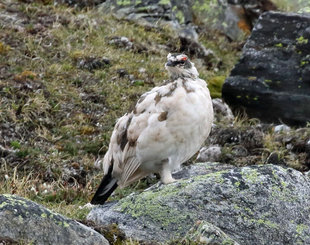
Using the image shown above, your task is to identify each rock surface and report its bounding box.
[222,11,310,126]
[196,145,222,162]
[100,0,275,42]
[100,0,180,29]
[183,220,240,245]
[87,162,310,244]
[0,194,108,245]
[212,98,234,123]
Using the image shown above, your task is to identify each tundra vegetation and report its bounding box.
[0,0,309,244]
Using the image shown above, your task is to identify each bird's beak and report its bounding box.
[165,60,174,67]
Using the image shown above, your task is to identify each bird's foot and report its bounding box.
[160,172,176,184]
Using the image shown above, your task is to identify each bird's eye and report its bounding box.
[179,57,187,64]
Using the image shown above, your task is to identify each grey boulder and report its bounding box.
[0,194,108,245]
[183,220,240,245]
[222,11,310,126]
[88,163,310,244]
[100,0,276,41]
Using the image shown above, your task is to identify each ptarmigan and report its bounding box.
[91,53,214,205]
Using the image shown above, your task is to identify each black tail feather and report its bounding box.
[91,165,118,205]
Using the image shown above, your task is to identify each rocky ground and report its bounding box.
[0,0,310,244]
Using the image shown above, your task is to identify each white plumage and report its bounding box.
[91,53,213,205]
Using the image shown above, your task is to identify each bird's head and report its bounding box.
[165,53,199,79]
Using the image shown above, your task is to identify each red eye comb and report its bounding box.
[181,57,187,61]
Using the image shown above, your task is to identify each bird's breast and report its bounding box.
[136,79,213,167]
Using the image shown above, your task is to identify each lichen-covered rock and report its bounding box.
[182,220,240,245]
[212,98,234,123]
[100,0,275,42]
[222,11,310,126]
[100,0,180,29]
[196,145,222,162]
[87,163,310,244]
[0,195,108,245]
[193,0,276,40]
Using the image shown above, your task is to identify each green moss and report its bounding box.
[63,221,70,228]
[192,0,216,13]
[234,181,240,187]
[175,10,185,24]
[270,170,298,202]
[10,140,21,149]
[244,207,254,216]
[208,75,226,98]
[117,181,189,230]
[159,0,170,5]
[193,170,227,184]
[296,36,308,44]
[116,170,230,232]
[1,195,74,228]
[242,168,259,183]
[275,43,283,48]
[116,0,132,6]
[296,224,308,235]
[256,219,279,229]
[300,60,308,66]
[2,194,29,207]
[248,76,257,81]
[0,201,8,209]
[233,204,240,210]
[243,216,279,229]
[132,80,145,86]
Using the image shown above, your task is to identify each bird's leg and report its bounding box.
[159,160,176,184]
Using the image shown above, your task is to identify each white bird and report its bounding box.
[91,53,214,205]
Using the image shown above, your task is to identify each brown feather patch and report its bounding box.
[117,115,133,151]
[138,94,146,104]
[164,82,177,97]
[154,93,161,104]
[158,111,168,121]
[129,139,137,147]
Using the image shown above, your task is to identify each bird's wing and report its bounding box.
[102,85,169,187]
[102,113,137,180]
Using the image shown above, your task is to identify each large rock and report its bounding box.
[194,0,277,40]
[0,194,108,245]
[100,0,181,29]
[222,11,310,126]
[87,162,310,244]
[100,0,276,41]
